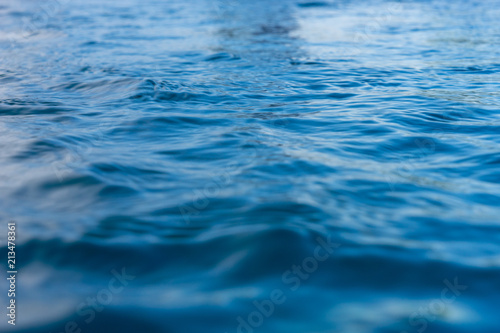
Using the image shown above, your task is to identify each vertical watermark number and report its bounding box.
[6,221,17,326]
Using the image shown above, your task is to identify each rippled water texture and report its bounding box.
[1,0,500,332]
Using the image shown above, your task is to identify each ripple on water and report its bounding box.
[1,0,500,332]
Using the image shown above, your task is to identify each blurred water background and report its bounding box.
[1,0,500,332]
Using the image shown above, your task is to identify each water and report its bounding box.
[1,0,500,332]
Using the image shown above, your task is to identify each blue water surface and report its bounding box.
[1,0,500,332]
